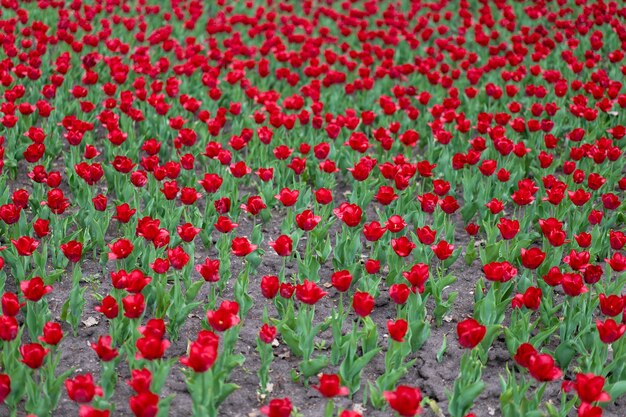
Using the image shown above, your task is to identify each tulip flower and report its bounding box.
[384,385,422,416]
[457,318,486,349]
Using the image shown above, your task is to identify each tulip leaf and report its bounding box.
[185,280,204,303]
[299,356,328,378]
[607,381,626,399]
[437,334,447,363]
[554,341,576,369]
[156,395,175,417]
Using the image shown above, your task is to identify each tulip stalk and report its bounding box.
[296,304,328,380]
[256,334,273,396]
[448,350,485,417]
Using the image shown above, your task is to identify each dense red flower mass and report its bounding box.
[0,0,624,415]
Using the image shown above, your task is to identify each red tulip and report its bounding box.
[108,238,134,260]
[363,221,387,241]
[127,369,153,393]
[11,236,39,256]
[577,403,603,417]
[0,315,19,341]
[584,264,603,285]
[295,280,327,305]
[352,292,375,317]
[465,223,480,236]
[260,397,292,417]
[260,275,279,299]
[241,196,266,216]
[574,373,610,403]
[314,188,333,205]
[563,250,590,271]
[391,236,416,257]
[139,319,166,339]
[125,270,152,293]
[457,318,486,349]
[339,411,362,417]
[279,283,295,299]
[567,189,591,206]
[214,216,238,233]
[259,324,277,344]
[92,194,107,211]
[417,193,438,213]
[375,186,398,205]
[609,230,626,250]
[78,406,110,417]
[415,226,436,245]
[206,300,240,332]
[1,292,24,316]
[196,258,220,282]
[385,215,407,233]
[485,199,504,214]
[275,188,299,206]
[269,235,293,257]
[606,252,626,272]
[389,284,410,305]
[177,223,201,242]
[431,240,454,260]
[33,218,50,238]
[384,385,422,417]
[497,218,519,240]
[95,295,119,319]
[61,240,83,262]
[511,287,542,310]
[122,293,145,319]
[19,343,49,369]
[313,374,349,397]
[331,270,352,292]
[599,294,625,317]
[113,203,136,223]
[43,189,70,214]
[160,181,179,200]
[333,202,363,227]
[528,353,563,382]
[90,336,119,362]
[542,267,563,286]
[402,263,429,293]
[562,273,588,297]
[513,343,537,368]
[65,373,102,403]
[180,331,219,373]
[167,246,190,270]
[387,319,409,342]
[0,374,10,404]
[520,248,546,269]
[136,336,170,360]
[438,196,459,214]
[39,321,63,345]
[483,261,518,282]
[198,173,223,193]
[231,237,257,257]
[596,319,626,343]
[136,217,160,241]
[20,277,52,302]
[129,391,159,417]
[0,204,21,224]
[295,210,321,231]
[365,259,381,274]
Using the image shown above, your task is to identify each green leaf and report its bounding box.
[185,280,204,303]
[437,335,447,363]
[299,356,329,378]
[607,381,626,399]
[554,341,577,370]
